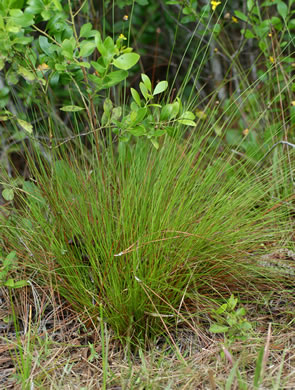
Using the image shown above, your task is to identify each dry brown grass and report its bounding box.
[1,284,295,390]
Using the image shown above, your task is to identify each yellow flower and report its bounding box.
[37,63,50,71]
[291,101,295,106]
[214,47,218,53]
[269,56,274,64]
[232,16,238,23]
[119,34,127,40]
[123,15,128,21]
[211,1,221,11]
[243,128,249,136]
[268,33,272,37]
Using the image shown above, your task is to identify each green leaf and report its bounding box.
[103,70,128,88]
[139,82,149,100]
[216,303,228,314]
[141,74,152,92]
[4,279,15,288]
[228,294,238,310]
[17,119,33,134]
[52,0,63,11]
[234,10,249,23]
[209,324,229,333]
[91,59,106,74]
[177,119,196,126]
[247,0,254,11]
[235,307,246,317]
[131,88,141,106]
[277,1,288,19]
[79,40,96,57]
[17,66,35,81]
[244,29,255,38]
[2,188,14,201]
[153,80,168,96]
[160,102,179,121]
[180,111,195,120]
[113,53,140,70]
[129,125,146,136]
[11,11,34,27]
[129,107,147,125]
[103,98,113,115]
[39,36,53,56]
[61,38,75,59]
[80,23,93,38]
[60,105,85,112]
[111,107,122,121]
[13,280,29,288]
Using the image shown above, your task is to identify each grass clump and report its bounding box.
[2,132,293,344]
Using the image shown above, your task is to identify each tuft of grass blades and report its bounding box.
[3,133,293,343]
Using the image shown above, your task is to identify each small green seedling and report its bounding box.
[0,251,28,288]
[209,294,253,345]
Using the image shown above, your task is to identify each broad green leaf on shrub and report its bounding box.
[60,105,84,112]
[129,125,146,136]
[55,63,67,72]
[17,65,35,81]
[2,188,14,201]
[79,40,96,57]
[111,107,122,121]
[10,11,34,27]
[103,98,113,116]
[141,74,152,92]
[177,119,196,126]
[129,107,147,125]
[103,70,128,88]
[209,324,229,333]
[153,80,168,95]
[17,119,33,133]
[99,36,116,64]
[113,53,140,70]
[244,29,255,39]
[139,82,149,100]
[52,0,63,11]
[277,1,288,20]
[91,59,106,74]
[160,102,179,121]
[61,38,76,59]
[131,88,141,106]
[247,0,254,11]
[180,111,195,120]
[80,23,93,38]
[39,36,53,56]
[234,10,249,23]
